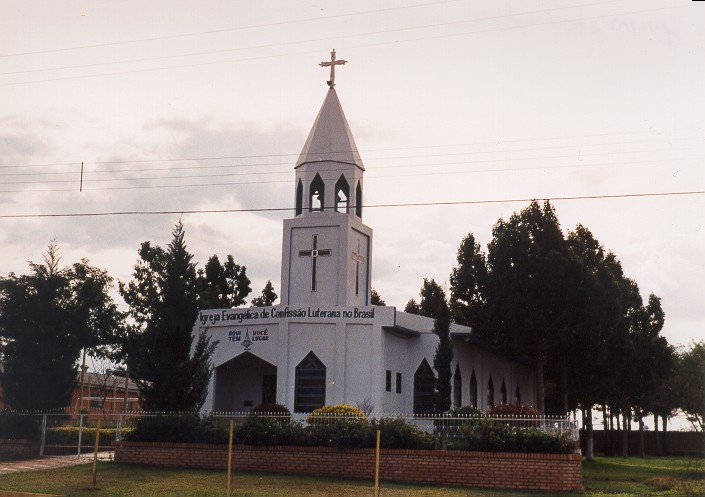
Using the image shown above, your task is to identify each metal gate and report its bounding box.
[40,413,133,457]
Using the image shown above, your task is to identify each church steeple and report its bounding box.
[295,88,364,171]
[294,88,365,219]
[281,51,373,307]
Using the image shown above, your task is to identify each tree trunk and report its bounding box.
[602,405,610,457]
[613,409,619,457]
[661,414,669,456]
[585,406,594,461]
[621,411,629,458]
[654,414,662,456]
[638,415,645,458]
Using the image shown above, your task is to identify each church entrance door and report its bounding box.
[213,352,277,412]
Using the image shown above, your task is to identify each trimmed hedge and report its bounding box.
[124,409,576,454]
[45,425,129,446]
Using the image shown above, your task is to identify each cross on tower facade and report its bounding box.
[319,49,347,88]
[298,234,332,292]
[351,238,365,296]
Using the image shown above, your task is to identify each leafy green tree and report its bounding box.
[120,221,217,411]
[251,280,278,307]
[0,241,124,410]
[370,289,385,306]
[627,294,672,456]
[196,254,251,309]
[562,226,636,459]
[674,341,705,432]
[484,200,578,414]
[404,299,421,314]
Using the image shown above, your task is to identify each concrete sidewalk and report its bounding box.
[0,452,113,475]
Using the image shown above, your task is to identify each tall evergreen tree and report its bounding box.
[410,279,453,412]
[120,221,217,411]
[0,241,124,410]
[449,233,487,330]
[484,200,578,414]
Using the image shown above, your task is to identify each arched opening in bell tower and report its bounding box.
[355,182,362,218]
[309,174,325,212]
[335,175,350,213]
[295,179,303,216]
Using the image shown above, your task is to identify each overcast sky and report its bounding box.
[1,0,703,349]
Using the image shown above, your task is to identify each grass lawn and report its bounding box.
[0,456,702,496]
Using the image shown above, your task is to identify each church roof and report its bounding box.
[295,88,364,170]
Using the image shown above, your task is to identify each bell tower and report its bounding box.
[280,51,373,307]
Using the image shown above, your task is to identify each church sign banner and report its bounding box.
[198,305,378,326]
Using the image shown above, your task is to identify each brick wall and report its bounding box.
[115,441,582,491]
[0,439,40,460]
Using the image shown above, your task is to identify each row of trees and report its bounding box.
[404,200,702,457]
[0,221,277,413]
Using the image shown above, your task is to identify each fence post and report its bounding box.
[92,418,101,489]
[77,413,84,457]
[116,414,122,441]
[227,418,234,497]
[374,429,381,497]
[39,414,47,457]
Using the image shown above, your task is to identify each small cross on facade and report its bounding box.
[319,49,347,88]
[352,239,365,296]
[299,234,332,292]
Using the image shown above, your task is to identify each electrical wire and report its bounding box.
[0,190,701,219]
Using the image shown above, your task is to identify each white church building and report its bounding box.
[194,52,536,416]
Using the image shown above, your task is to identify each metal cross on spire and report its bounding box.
[319,49,347,88]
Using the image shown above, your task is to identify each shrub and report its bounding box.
[44,425,132,447]
[434,405,486,440]
[448,423,578,454]
[487,403,539,417]
[250,403,292,424]
[373,418,438,450]
[125,413,228,444]
[305,404,369,449]
[306,404,367,425]
[448,405,484,417]
[234,415,303,446]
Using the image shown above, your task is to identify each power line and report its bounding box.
[1,155,701,193]
[1,132,700,171]
[0,0,631,76]
[0,190,701,219]
[0,0,465,58]
[0,2,684,87]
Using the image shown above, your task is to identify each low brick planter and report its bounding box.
[0,439,40,460]
[115,441,582,491]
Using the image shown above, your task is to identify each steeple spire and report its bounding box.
[319,49,347,88]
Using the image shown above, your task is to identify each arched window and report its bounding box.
[500,379,507,404]
[309,174,325,212]
[487,375,494,408]
[295,179,303,216]
[514,384,522,405]
[413,359,436,414]
[470,370,478,408]
[334,175,350,213]
[355,181,362,218]
[453,364,462,407]
[294,352,326,412]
